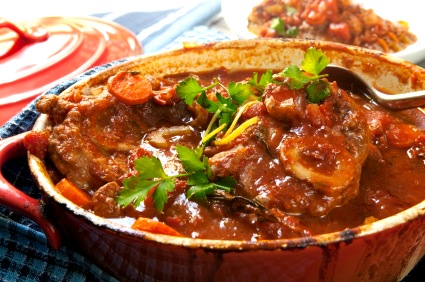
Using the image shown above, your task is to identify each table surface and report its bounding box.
[1,1,424,281]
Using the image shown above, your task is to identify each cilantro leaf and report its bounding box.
[176,145,205,173]
[187,171,209,186]
[259,70,274,88]
[214,176,236,191]
[196,92,219,113]
[270,17,285,35]
[177,74,257,142]
[302,47,330,76]
[118,177,161,208]
[187,183,216,201]
[249,73,259,87]
[219,112,232,127]
[279,47,331,103]
[228,82,252,105]
[117,145,236,212]
[187,176,235,201]
[134,156,167,179]
[211,93,239,129]
[176,77,204,105]
[282,65,313,90]
[270,17,298,38]
[215,93,238,113]
[116,155,177,212]
[152,178,175,212]
[306,80,331,104]
[248,70,274,92]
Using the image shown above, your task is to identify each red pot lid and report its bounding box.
[0,16,142,126]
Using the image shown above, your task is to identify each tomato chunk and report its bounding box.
[23,130,49,159]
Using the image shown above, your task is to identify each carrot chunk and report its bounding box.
[132,217,182,237]
[107,71,153,105]
[386,123,421,148]
[55,178,91,207]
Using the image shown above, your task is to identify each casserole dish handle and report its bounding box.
[0,18,49,59]
[0,132,61,249]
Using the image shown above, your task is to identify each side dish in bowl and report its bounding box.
[247,0,417,54]
[2,39,425,281]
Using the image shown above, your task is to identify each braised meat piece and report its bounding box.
[209,81,369,216]
[91,182,123,218]
[37,90,197,192]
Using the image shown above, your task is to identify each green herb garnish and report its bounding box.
[177,77,256,129]
[279,47,331,103]
[117,145,234,212]
[270,17,298,38]
[286,6,297,16]
[248,70,274,92]
[175,77,214,106]
[118,156,174,212]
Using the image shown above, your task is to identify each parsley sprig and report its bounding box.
[280,47,331,103]
[118,156,175,212]
[117,145,236,212]
[177,77,259,131]
[116,47,331,212]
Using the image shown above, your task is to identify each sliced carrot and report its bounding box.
[132,217,182,237]
[107,71,153,105]
[55,178,91,208]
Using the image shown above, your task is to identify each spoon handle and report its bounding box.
[375,90,425,110]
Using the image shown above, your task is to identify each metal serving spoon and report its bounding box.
[324,65,425,110]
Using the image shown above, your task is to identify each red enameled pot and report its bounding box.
[0,39,425,281]
[0,16,142,126]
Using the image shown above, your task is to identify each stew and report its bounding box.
[26,49,425,240]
